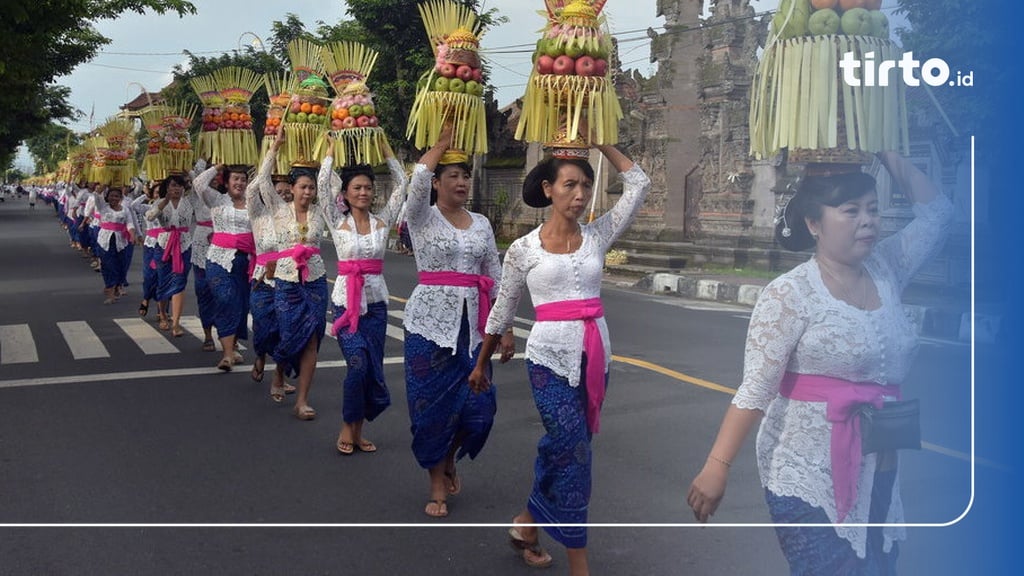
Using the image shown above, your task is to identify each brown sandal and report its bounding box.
[508,526,554,568]
[217,357,233,372]
[424,499,448,518]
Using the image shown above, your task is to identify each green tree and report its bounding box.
[25,123,82,176]
[895,0,990,136]
[0,0,196,170]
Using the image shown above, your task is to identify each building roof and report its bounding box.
[120,91,165,112]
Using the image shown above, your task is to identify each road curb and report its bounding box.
[639,272,992,343]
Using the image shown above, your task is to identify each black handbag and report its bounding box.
[859,399,922,455]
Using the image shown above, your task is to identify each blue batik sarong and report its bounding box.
[272,277,327,378]
[207,253,250,340]
[155,247,191,301]
[333,301,390,423]
[193,264,215,330]
[767,469,899,576]
[98,236,130,290]
[524,358,606,550]
[141,246,159,301]
[404,310,496,470]
[250,281,279,357]
[120,243,134,287]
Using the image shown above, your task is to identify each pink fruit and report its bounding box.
[552,55,575,75]
[575,55,596,76]
[366,116,379,127]
[331,118,344,130]
[536,55,555,75]
[341,116,357,129]
[289,102,302,114]
[456,65,474,81]
[440,63,457,78]
[471,68,483,82]
[593,58,608,77]
[356,115,371,127]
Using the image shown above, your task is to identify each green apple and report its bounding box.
[543,39,563,59]
[564,41,585,58]
[840,7,873,35]
[869,10,889,38]
[296,112,308,123]
[808,8,840,35]
[433,76,450,91]
[772,0,810,39]
[448,78,465,93]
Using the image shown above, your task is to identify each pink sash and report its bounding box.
[779,372,901,522]
[100,221,129,242]
[279,245,321,283]
[417,271,495,338]
[210,232,257,278]
[160,226,189,274]
[331,259,385,336]
[534,298,606,434]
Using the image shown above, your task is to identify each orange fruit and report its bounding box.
[300,102,312,114]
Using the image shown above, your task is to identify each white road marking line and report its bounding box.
[57,321,110,359]
[0,324,38,364]
[113,318,180,355]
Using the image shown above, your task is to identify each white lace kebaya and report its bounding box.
[484,164,651,386]
[145,193,195,253]
[732,195,955,558]
[193,166,253,272]
[257,163,328,284]
[402,164,502,353]
[321,156,408,313]
[251,153,283,286]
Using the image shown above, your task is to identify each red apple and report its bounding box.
[456,65,474,81]
[593,58,608,77]
[575,55,596,76]
[331,118,344,130]
[366,116,379,127]
[471,68,483,82]
[289,101,302,114]
[552,55,575,76]
[536,55,555,75]
[341,116,357,129]
[356,115,372,128]
[439,63,457,78]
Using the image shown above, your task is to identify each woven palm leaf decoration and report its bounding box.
[190,74,223,162]
[211,66,262,166]
[282,39,330,168]
[97,117,137,187]
[516,0,620,157]
[407,0,489,157]
[160,101,198,175]
[140,103,169,181]
[260,70,298,176]
[318,41,389,166]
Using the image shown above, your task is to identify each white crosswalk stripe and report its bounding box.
[112,318,180,355]
[0,324,37,364]
[2,311,536,366]
[57,321,110,359]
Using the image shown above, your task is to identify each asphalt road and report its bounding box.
[0,198,986,575]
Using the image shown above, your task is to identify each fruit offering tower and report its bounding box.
[140,104,168,182]
[407,0,489,156]
[190,74,223,163]
[281,39,329,168]
[96,117,138,187]
[320,41,390,167]
[160,101,198,176]
[212,66,262,166]
[260,71,296,176]
[750,0,908,173]
[515,0,621,155]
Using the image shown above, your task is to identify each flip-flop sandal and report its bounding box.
[424,499,448,518]
[202,340,216,352]
[251,359,265,382]
[293,405,316,421]
[336,439,355,455]
[283,383,296,394]
[172,327,185,338]
[356,439,377,453]
[269,384,286,403]
[217,358,233,372]
[138,303,149,317]
[508,527,554,569]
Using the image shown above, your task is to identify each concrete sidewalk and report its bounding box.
[606,269,998,344]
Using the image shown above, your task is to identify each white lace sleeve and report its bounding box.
[258,153,282,212]
[246,154,274,221]
[193,166,226,209]
[405,164,433,229]
[485,240,529,335]
[481,216,502,299]
[589,164,651,249]
[318,154,340,224]
[872,195,955,291]
[378,158,408,228]
[732,276,809,412]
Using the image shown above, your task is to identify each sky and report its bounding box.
[19,0,909,171]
